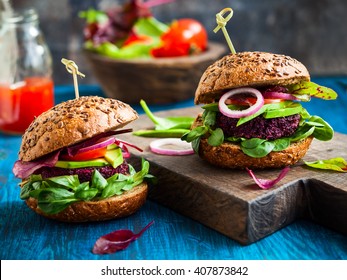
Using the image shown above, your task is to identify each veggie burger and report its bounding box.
[182,51,337,169]
[13,96,152,222]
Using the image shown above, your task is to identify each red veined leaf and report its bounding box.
[92,221,154,254]
[13,150,61,179]
[304,157,347,172]
[115,138,143,158]
[246,166,290,189]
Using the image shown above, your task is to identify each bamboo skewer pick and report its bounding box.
[214,7,236,54]
[61,58,85,99]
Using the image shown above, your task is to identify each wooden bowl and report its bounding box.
[83,42,226,104]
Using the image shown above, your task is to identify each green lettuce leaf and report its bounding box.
[133,17,168,38]
[20,161,154,214]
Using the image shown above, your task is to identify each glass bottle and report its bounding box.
[0,8,54,135]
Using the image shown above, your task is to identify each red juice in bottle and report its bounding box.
[0,77,54,134]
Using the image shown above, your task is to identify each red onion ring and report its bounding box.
[66,129,132,156]
[77,136,116,154]
[149,138,194,156]
[219,88,264,118]
[262,91,297,100]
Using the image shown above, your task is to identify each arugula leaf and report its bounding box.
[20,181,35,199]
[305,121,324,127]
[102,159,150,198]
[225,136,244,142]
[75,188,98,201]
[91,170,108,190]
[37,188,78,215]
[272,138,291,151]
[21,161,154,214]
[289,125,315,142]
[305,157,347,172]
[203,110,217,126]
[20,174,44,199]
[181,126,208,142]
[102,181,128,199]
[144,174,158,185]
[241,138,267,149]
[288,81,338,100]
[75,181,90,193]
[207,128,224,146]
[241,141,275,158]
[191,138,201,154]
[47,175,80,191]
[309,116,334,141]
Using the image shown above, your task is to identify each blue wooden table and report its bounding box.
[1,77,347,260]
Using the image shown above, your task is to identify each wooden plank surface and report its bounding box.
[121,106,347,244]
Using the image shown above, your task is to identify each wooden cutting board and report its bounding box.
[121,107,347,245]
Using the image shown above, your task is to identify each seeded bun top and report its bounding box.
[19,96,138,162]
[194,51,310,104]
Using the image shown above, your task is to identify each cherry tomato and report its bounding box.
[60,147,107,161]
[151,18,208,57]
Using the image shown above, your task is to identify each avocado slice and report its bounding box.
[55,158,110,169]
[104,148,124,168]
[107,144,118,150]
[263,103,303,119]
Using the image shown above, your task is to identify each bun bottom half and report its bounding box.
[198,137,313,169]
[25,182,148,222]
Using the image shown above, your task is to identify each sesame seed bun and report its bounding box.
[19,96,138,162]
[195,51,310,104]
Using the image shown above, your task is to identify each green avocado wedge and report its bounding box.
[263,102,303,119]
[104,148,124,168]
[55,158,110,169]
